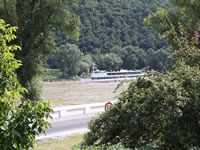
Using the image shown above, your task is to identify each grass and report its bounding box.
[35,135,83,150]
[41,69,63,81]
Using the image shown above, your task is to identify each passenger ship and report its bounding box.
[81,69,145,83]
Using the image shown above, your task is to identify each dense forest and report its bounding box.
[47,0,169,78]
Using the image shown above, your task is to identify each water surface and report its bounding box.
[42,80,129,107]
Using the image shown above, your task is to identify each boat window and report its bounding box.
[107,71,141,76]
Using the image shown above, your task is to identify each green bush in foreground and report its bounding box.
[72,144,132,150]
[73,143,158,150]
[0,19,53,150]
[82,63,200,149]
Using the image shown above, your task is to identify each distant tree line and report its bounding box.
[46,0,169,78]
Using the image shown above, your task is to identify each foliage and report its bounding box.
[49,0,169,74]
[1,100,53,150]
[82,64,200,149]
[47,44,169,78]
[147,48,169,70]
[77,54,94,76]
[46,51,94,79]
[95,53,122,71]
[171,26,200,68]
[76,0,168,54]
[0,19,53,150]
[55,43,83,78]
[144,0,200,49]
[73,144,132,150]
[81,13,200,149]
[73,144,159,150]
[0,0,80,100]
[40,69,63,81]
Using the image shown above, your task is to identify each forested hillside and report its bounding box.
[47,0,169,78]
[77,0,168,53]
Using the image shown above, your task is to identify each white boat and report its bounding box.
[81,69,145,83]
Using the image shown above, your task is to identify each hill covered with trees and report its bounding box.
[47,0,169,78]
[76,0,168,53]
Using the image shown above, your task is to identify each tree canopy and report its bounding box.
[0,0,80,100]
[55,44,83,78]
[76,0,168,54]
[144,0,200,49]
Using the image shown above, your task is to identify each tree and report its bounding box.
[126,53,138,70]
[72,0,167,54]
[81,6,200,149]
[82,33,200,148]
[83,64,200,149]
[49,0,169,74]
[147,48,169,71]
[144,0,200,49]
[103,53,122,71]
[77,54,94,75]
[0,0,80,100]
[94,53,122,71]
[0,19,53,150]
[56,44,82,78]
[121,46,147,70]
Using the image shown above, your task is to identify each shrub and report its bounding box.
[82,64,200,149]
[0,19,53,150]
[72,144,132,150]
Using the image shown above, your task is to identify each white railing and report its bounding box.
[51,100,117,119]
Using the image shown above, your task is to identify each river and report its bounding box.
[42,80,129,107]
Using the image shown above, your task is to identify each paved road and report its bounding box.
[46,115,93,134]
[37,114,95,141]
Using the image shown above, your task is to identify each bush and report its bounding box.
[72,144,132,150]
[0,19,53,149]
[81,24,200,149]
[82,63,200,149]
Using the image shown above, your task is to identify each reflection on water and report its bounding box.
[42,80,129,107]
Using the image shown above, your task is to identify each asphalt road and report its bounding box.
[37,114,95,141]
[46,115,93,134]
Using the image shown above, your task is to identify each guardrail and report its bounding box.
[52,100,117,119]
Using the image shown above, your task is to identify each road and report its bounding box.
[36,114,95,141]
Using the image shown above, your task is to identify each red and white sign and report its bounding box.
[105,102,113,112]
[151,69,156,73]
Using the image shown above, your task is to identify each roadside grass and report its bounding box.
[35,135,83,150]
[41,69,63,81]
